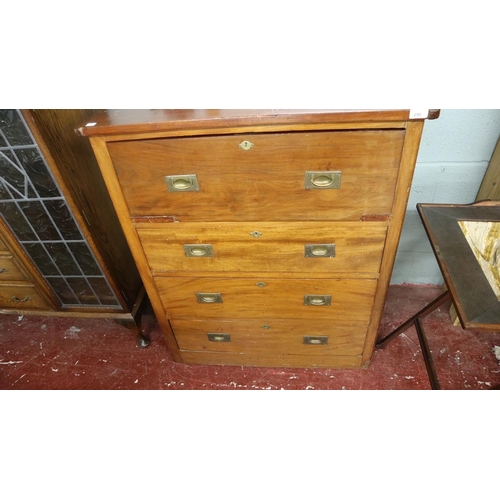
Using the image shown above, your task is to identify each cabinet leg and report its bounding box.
[114,288,151,348]
[114,316,150,348]
[137,330,151,348]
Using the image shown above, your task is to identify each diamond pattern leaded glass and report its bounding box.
[0,109,119,307]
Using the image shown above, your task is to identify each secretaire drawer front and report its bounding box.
[107,130,405,221]
[171,318,367,356]
[0,284,50,310]
[0,255,29,282]
[156,277,377,321]
[136,221,387,275]
[0,238,8,252]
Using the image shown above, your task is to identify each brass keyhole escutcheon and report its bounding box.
[256,282,267,287]
[238,140,254,151]
[250,231,262,238]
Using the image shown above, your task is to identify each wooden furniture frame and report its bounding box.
[78,109,437,368]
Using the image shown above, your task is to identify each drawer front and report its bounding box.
[0,284,50,310]
[156,277,377,321]
[179,351,363,368]
[137,221,387,275]
[0,255,30,282]
[171,318,367,356]
[108,130,405,221]
[0,237,8,253]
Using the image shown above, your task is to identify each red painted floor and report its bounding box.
[1,285,500,390]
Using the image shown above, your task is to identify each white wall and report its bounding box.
[391,109,500,285]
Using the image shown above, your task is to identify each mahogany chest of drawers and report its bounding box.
[79,109,435,368]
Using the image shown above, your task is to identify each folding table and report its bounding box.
[376,201,500,389]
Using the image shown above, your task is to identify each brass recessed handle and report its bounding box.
[196,293,223,303]
[207,333,231,342]
[311,246,328,256]
[165,174,199,192]
[173,177,192,190]
[305,171,341,189]
[303,336,328,345]
[184,244,214,257]
[312,175,334,187]
[304,295,332,306]
[305,244,336,258]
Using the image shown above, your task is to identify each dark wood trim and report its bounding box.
[76,109,426,137]
[418,201,500,330]
[428,109,441,120]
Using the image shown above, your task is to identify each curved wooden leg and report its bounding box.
[115,316,151,347]
[114,288,151,348]
[114,316,150,348]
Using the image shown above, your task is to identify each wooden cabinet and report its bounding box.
[0,110,147,345]
[79,109,436,368]
[0,235,52,310]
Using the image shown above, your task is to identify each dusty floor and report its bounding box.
[1,285,500,390]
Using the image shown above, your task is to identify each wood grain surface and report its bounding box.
[108,130,405,220]
[171,317,367,356]
[136,221,387,275]
[80,109,429,367]
[155,276,377,322]
[77,109,415,137]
